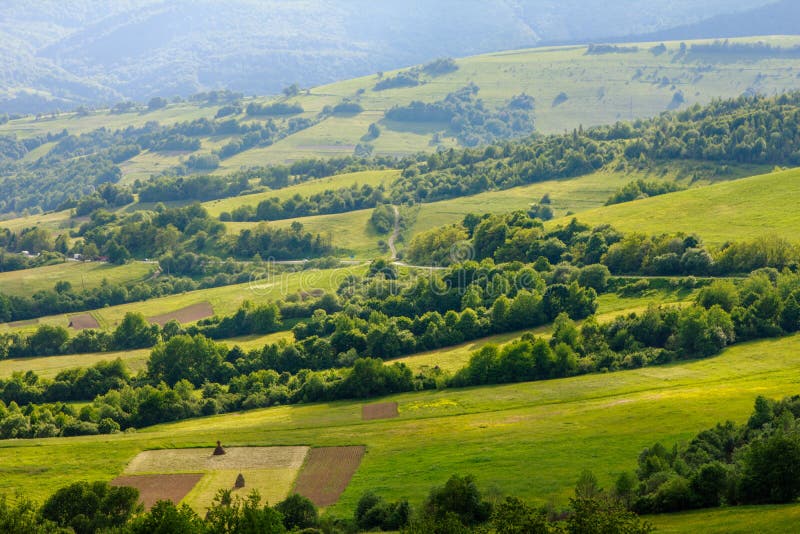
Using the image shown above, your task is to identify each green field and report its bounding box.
[3,37,800,173]
[0,209,75,234]
[0,330,296,380]
[203,169,399,217]
[0,261,155,296]
[558,166,800,246]
[0,265,364,334]
[2,331,800,532]
[220,162,761,259]
[0,348,151,379]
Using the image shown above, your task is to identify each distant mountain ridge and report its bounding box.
[0,0,781,114]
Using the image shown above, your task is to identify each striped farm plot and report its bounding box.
[119,446,308,513]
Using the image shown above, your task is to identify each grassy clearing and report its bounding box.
[554,166,800,246]
[0,103,222,140]
[4,325,799,530]
[0,265,364,335]
[223,163,759,260]
[0,261,155,296]
[0,209,74,233]
[203,169,400,217]
[647,503,800,533]
[0,330,298,380]
[226,210,381,259]
[396,287,695,373]
[0,349,150,379]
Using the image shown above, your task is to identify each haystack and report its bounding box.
[213,440,226,455]
[234,473,245,488]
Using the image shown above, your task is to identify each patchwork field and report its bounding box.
[3,330,800,533]
[0,265,365,335]
[68,313,100,330]
[120,446,310,513]
[111,474,204,510]
[148,302,215,326]
[293,446,366,507]
[361,403,399,421]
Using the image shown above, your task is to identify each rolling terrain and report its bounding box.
[3,35,800,184]
[1,332,799,532]
[556,166,800,246]
[3,28,800,532]
[0,0,773,113]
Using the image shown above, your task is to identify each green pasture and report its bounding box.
[558,166,800,246]
[1,332,800,533]
[0,265,364,334]
[203,169,399,217]
[3,37,800,171]
[0,261,155,297]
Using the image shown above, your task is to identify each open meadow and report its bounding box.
[0,264,364,335]
[3,37,800,174]
[554,166,800,246]
[1,332,799,532]
[0,261,155,296]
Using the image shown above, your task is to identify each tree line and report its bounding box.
[406,211,800,276]
[0,471,652,534]
[3,261,799,438]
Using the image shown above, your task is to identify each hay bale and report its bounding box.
[234,473,245,488]
[213,440,226,456]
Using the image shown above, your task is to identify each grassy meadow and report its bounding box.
[396,287,696,373]
[558,166,800,246]
[0,264,365,335]
[1,332,799,532]
[0,261,155,296]
[216,162,763,259]
[2,37,800,174]
[202,169,400,217]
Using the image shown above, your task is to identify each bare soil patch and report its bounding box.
[111,473,203,509]
[68,313,99,330]
[124,446,309,474]
[293,446,366,507]
[362,402,398,420]
[148,302,214,326]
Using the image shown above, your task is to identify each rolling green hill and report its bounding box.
[3,35,800,184]
[1,332,799,532]
[554,166,800,245]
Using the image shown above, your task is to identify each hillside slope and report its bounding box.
[0,0,773,113]
[555,167,800,245]
[4,35,800,182]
